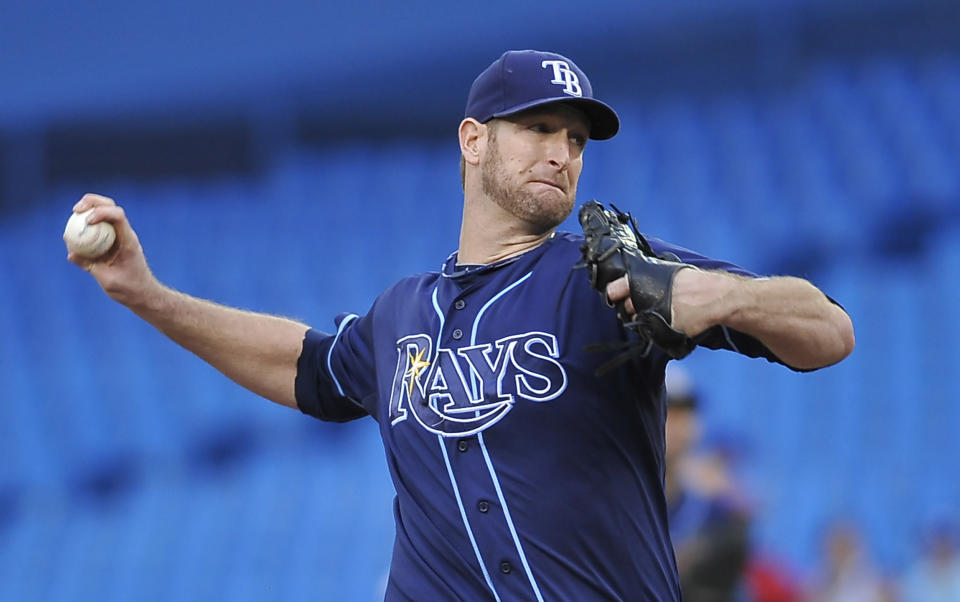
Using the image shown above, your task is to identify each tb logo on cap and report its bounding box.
[541,60,582,97]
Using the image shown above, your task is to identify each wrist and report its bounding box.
[670,269,738,335]
[121,276,170,316]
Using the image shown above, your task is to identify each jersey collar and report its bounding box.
[442,234,557,280]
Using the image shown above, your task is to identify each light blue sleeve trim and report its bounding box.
[721,325,741,354]
[327,313,359,397]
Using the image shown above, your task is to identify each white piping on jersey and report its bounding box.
[433,286,501,600]
[423,289,447,429]
[431,287,445,361]
[471,271,546,602]
[476,434,545,601]
[327,313,359,397]
[438,435,501,601]
[721,325,741,353]
[467,271,534,397]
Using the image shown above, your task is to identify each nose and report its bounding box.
[544,130,571,169]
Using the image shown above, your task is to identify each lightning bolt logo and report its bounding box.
[404,347,431,396]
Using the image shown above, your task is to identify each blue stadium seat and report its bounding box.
[860,59,959,204]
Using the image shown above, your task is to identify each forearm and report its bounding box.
[67,194,311,409]
[671,270,855,370]
[127,284,309,408]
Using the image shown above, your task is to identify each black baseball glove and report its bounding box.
[577,200,698,361]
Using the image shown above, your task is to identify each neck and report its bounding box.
[457,195,556,265]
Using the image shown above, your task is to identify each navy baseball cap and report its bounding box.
[465,50,620,140]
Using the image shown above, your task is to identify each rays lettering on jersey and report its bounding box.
[388,331,567,436]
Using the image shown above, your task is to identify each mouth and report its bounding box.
[531,179,566,193]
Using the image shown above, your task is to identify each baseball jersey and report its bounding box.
[295,231,784,601]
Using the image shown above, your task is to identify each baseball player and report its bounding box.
[68,50,854,601]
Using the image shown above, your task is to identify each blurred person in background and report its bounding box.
[807,519,890,602]
[899,520,960,602]
[745,552,804,602]
[665,365,753,602]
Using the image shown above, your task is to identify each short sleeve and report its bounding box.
[295,311,378,421]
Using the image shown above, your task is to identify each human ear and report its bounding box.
[458,118,484,167]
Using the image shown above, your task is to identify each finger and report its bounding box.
[70,205,131,264]
[84,204,126,227]
[73,193,116,213]
[606,277,635,318]
[66,251,94,271]
[605,276,630,303]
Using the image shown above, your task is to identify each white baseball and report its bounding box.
[63,209,117,259]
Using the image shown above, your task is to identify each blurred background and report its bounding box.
[2,0,959,600]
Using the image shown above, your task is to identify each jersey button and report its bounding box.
[457,439,469,452]
[452,328,463,340]
[477,500,489,513]
[454,299,466,310]
[500,561,512,574]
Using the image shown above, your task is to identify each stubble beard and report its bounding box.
[480,134,575,234]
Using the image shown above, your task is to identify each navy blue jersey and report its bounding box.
[296,231,783,601]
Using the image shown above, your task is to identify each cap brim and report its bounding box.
[492,96,620,140]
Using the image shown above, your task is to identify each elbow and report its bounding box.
[787,310,855,372]
[818,287,855,366]
[838,311,856,360]
[817,309,856,369]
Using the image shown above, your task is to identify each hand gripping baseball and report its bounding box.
[66,193,160,308]
[577,201,698,360]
